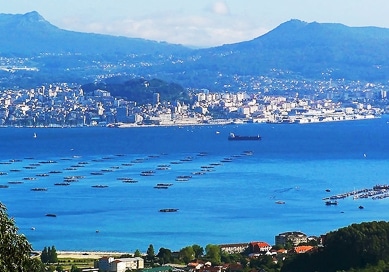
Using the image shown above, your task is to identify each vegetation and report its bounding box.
[282,221,389,272]
[40,246,58,263]
[81,78,190,105]
[0,202,45,271]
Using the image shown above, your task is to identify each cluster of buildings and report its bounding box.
[0,80,386,127]
[91,231,316,272]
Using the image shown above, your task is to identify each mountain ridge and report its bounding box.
[1,12,389,88]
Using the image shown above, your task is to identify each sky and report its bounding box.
[1,0,389,47]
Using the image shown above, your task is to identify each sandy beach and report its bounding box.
[56,251,130,259]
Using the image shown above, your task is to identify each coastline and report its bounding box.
[45,251,131,259]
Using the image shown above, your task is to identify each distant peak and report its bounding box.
[22,11,46,22]
[278,19,308,29]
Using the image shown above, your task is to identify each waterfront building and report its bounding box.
[98,256,144,272]
[275,231,308,246]
[219,243,249,254]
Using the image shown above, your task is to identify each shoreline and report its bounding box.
[33,250,132,259]
[0,114,383,129]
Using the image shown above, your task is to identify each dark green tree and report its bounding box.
[41,247,49,263]
[49,246,58,263]
[192,244,204,259]
[134,249,142,257]
[0,202,37,271]
[180,246,195,264]
[146,244,155,261]
[157,247,172,264]
[205,244,222,265]
[282,221,389,272]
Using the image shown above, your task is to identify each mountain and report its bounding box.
[1,12,389,89]
[0,11,190,56]
[193,19,389,81]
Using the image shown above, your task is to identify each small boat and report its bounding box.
[45,214,57,217]
[54,182,70,186]
[91,185,108,188]
[228,133,261,141]
[33,133,37,138]
[275,200,286,204]
[359,205,364,209]
[325,200,338,205]
[122,179,138,183]
[36,173,49,177]
[156,183,173,187]
[23,177,36,180]
[31,188,48,191]
[159,208,179,212]
[154,185,169,189]
[176,178,190,182]
[176,175,192,179]
[0,185,9,188]
[31,227,35,230]
[8,181,23,184]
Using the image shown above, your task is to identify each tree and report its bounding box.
[49,246,58,263]
[0,202,37,271]
[180,246,195,264]
[41,247,49,263]
[192,244,204,259]
[205,244,221,265]
[146,244,155,261]
[134,249,142,257]
[157,247,172,264]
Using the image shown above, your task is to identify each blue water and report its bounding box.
[1,117,389,253]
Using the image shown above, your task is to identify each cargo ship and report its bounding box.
[228,133,261,141]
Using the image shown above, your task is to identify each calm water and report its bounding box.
[1,117,389,252]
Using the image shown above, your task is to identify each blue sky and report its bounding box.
[1,0,389,47]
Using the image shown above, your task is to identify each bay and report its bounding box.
[0,117,389,252]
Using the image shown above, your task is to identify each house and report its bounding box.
[275,231,308,246]
[219,243,249,254]
[293,245,314,254]
[249,241,272,253]
[98,256,144,272]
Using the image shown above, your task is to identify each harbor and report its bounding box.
[323,184,389,202]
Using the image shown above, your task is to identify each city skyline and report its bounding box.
[1,0,389,47]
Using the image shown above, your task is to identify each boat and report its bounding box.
[54,182,70,186]
[325,200,338,205]
[45,214,56,217]
[0,185,9,188]
[228,133,261,141]
[31,188,48,191]
[33,133,37,138]
[159,208,179,212]
[156,183,173,187]
[91,185,108,188]
[122,179,138,183]
[154,185,169,189]
[8,181,23,184]
[275,200,286,204]
[359,205,364,209]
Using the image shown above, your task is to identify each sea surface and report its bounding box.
[1,117,389,253]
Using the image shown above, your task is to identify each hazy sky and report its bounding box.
[2,0,389,47]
